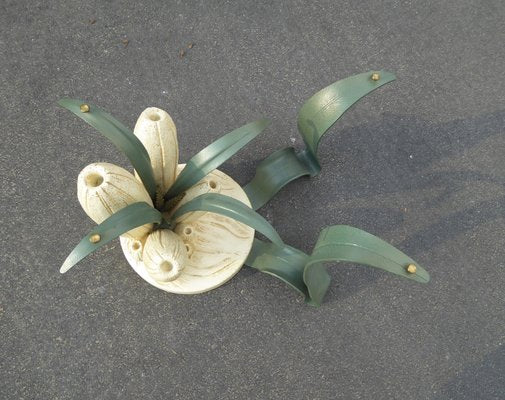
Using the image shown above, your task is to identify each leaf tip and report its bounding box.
[419,269,430,283]
[379,70,397,82]
[255,118,271,131]
[60,258,73,274]
[410,263,430,283]
[384,69,396,77]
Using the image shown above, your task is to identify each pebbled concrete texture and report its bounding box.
[1,0,505,398]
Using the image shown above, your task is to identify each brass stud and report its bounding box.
[89,233,101,243]
[371,72,380,81]
[407,264,417,274]
[80,104,90,113]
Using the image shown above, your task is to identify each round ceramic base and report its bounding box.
[120,166,255,294]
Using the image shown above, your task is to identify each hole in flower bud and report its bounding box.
[147,111,161,121]
[85,172,104,188]
[208,180,218,189]
[159,261,173,273]
[184,243,192,258]
[131,241,141,251]
[184,227,192,235]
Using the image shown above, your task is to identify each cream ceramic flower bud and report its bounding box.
[123,237,145,262]
[143,229,188,282]
[134,107,178,208]
[77,162,154,240]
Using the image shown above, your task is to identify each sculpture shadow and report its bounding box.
[432,345,505,400]
[231,110,505,303]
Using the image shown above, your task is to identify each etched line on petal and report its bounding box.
[96,191,114,216]
[107,182,138,203]
[156,122,166,194]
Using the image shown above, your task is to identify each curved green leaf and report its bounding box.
[245,239,310,298]
[164,119,270,201]
[243,71,396,209]
[60,202,162,274]
[297,70,396,159]
[169,193,283,246]
[58,98,157,200]
[306,225,429,284]
[302,262,331,306]
[243,148,315,210]
[245,224,428,307]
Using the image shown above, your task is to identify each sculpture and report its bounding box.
[59,70,429,306]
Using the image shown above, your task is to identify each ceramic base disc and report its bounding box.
[120,166,255,294]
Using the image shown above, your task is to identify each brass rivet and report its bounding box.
[407,264,417,274]
[89,233,101,243]
[371,72,380,81]
[80,104,90,112]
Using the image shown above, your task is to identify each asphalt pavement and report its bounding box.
[1,1,504,399]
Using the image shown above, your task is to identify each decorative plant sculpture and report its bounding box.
[59,70,429,306]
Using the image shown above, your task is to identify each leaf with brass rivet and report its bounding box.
[80,104,90,112]
[58,70,430,306]
[89,233,101,243]
[407,264,417,274]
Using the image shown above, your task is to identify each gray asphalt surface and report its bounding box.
[1,1,505,399]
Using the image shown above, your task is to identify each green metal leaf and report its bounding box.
[245,239,310,298]
[244,240,328,307]
[245,224,428,307]
[164,119,270,201]
[244,148,315,210]
[243,71,396,209]
[302,262,331,307]
[58,98,157,201]
[169,193,283,246]
[297,70,396,159]
[306,225,430,284]
[244,239,330,307]
[60,202,163,274]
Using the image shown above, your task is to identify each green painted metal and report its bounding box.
[58,71,429,306]
[169,193,283,246]
[58,98,157,201]
[245,224,428,306]
[245,239,309,298]
[307,225,430,283]
[244,70,396,210]
[302,262,331,307]
[243,148,315,211]
[164,119,270,201]
[297,70,396,157]
[60,202,163,274]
